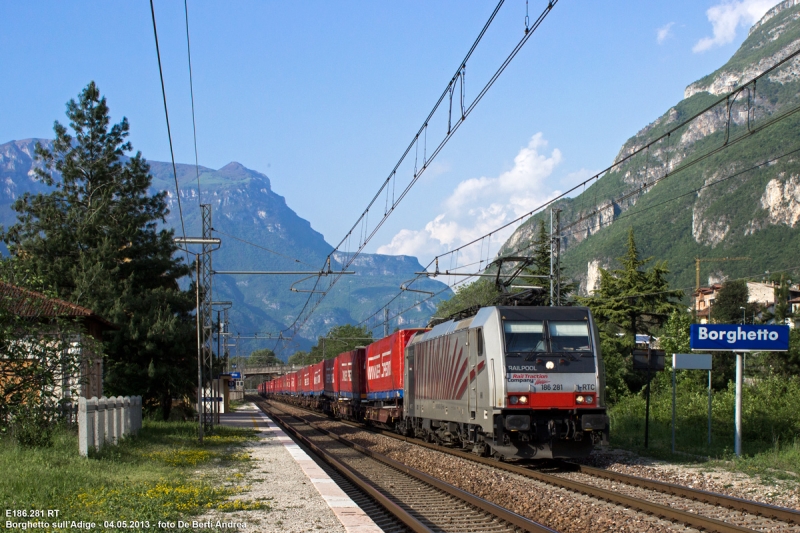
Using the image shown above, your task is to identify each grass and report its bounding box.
[608,374,800,485]
[0,420,265,532]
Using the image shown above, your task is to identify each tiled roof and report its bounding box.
[0,280,116,327]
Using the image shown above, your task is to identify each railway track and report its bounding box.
[264,397,800,533]
[256,399,557,533]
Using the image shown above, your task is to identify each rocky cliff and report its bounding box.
[499,1,800,295]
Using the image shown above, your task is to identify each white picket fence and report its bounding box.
[78,395,142,456]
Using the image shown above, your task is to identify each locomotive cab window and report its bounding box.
[503,321,546,354]
[549,321,591,352]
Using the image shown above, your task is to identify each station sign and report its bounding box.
[690,324,789,352]
[673,353,712,370]
[229,372,241,379]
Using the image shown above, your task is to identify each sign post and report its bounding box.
[672,354,712,454]
[690,324,789,456]
[633,346,665,448]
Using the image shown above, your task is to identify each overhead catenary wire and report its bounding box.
[210,227,316,267]
[400,41,800,279]
[281,0,560,337]
[149,0,189,264]
[184,0,202,202]
[358,107,800,330]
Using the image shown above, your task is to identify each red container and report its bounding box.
[300,367,312,395]
[337,348,366,399]
[365,330,425,400]
[324,358,338,397]
[288,372,298,395]
[312,361,325,396]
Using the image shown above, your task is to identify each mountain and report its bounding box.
[499,0,800,296]
[0,140,451,357]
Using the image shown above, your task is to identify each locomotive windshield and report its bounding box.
[549,321,591,352]
[503,320,592,353]
[503,321,546,353]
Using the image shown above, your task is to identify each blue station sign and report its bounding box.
[690,324,790,352]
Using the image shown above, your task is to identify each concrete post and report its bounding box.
[121,396,131,437]
[78,397,96,457]
[116,396,124,441]
[106,397,117,444]
[94,397,105,451]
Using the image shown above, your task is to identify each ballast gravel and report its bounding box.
[577,448,800,511]
[276,404,700,533]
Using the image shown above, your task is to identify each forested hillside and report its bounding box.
[499,1,800,295]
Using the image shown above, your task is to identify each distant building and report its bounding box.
[694,284,722,323]
[0,281,117,400]
[694,280,800,327]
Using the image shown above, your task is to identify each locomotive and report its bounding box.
[259,305,609,460]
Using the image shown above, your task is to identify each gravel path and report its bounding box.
[198,404,349,533]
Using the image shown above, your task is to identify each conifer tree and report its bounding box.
[577,228,683,401]
[3,82,195,419]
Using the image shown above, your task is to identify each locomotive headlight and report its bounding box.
[509,395,519,405]
[519,395,529,404]
[585,395,594,404]
[545,361,555,370]
[576,395,585,404]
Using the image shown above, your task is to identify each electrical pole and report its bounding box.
[555,209,561,306]
[549,209,554,307]
[384,308,389,338]
[201,205,213,432]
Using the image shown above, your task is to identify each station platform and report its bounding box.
[207,402,383,533]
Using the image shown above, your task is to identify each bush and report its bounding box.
[609,372,800,456]
[8,403,57,447]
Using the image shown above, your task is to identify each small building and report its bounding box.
[694,280,800,326]
[694,284,722,323]
[0,281,117,400]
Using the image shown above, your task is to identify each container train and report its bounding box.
[258,306,609,460]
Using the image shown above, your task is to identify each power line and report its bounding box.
[558,143,800,241]
[354,129,800,330]
[282,0,560,337]
[210,227,317,267]
[184,0,202,202]
[149,0,188,264]
[417,42,800,269]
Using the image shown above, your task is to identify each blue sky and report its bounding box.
[1,0,783,267]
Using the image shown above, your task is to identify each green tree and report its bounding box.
[287,350,308,365]
[248,348,282,366]
[2,82,195,420]
[519,219,574,305]
[711,280,754,324]
[577,228,683,402]
[434,278,501,321]
[306,324,373,363]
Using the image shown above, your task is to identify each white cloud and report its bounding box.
[657,22,675,44]
[693,0,780,53]
[377,133,562,268]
